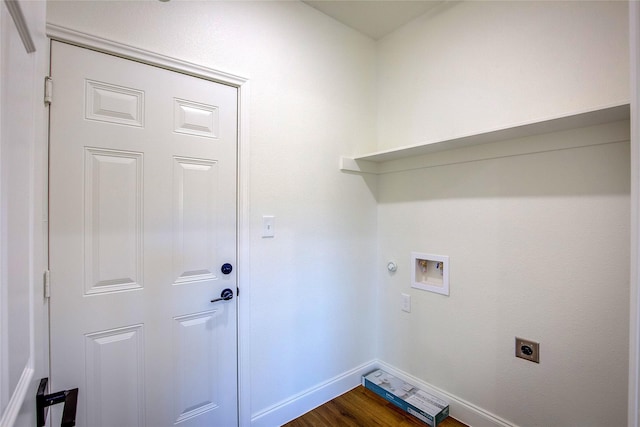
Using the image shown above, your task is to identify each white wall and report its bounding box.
[377,0,629,151]
[46,1,379,424]
[0,0,48,426]
[377,123,630,426]
[376,1,630,426]
[45,1,633,426]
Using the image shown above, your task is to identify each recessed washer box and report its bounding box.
[362,369,449,427]
[411,252,449,296]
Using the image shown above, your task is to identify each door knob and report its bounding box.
[211,288,234,303]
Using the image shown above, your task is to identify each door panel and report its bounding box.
[49,41,238,427]
[84,325,145,427]
[172,310,220,423]
[84,148,143,294]
[172,157,219,285]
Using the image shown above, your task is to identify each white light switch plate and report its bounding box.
[262,215,275,238]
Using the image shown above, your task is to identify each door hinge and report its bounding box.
[44,270,50,298]
[44,76,52,106]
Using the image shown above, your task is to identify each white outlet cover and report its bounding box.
[401,293,411,313]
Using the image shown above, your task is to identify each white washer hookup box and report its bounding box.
[362,369,450,427]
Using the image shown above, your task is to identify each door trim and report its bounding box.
[630,2,640,426]
[45,24,252,427]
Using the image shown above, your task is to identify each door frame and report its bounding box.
[45,24,252,427]
[630,2,640,426]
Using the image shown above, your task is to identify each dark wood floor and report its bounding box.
[283,386,468,427]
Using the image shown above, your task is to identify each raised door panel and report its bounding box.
[86,80,145,128]
[85,325,145,427]
[84,148,143,295]
[172,311,222,423]
[173,98,218,139]
[173,157,219,285]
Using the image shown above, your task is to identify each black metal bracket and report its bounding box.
[36,378,78,427]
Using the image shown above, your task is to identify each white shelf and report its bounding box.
[340,103,630,174]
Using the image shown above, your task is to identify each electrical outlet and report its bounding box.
[401,293,411,313]
[515,337,540,363]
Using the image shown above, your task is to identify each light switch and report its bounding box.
[262,216,275,238]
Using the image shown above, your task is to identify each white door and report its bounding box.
[49,41,238,427]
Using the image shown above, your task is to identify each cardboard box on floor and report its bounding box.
[362,369,449,427]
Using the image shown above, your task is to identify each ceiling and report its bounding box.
[302,1,446,40]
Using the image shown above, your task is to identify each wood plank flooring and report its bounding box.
[282,386,468,427]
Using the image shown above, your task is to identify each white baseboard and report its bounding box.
[0,364,34,427]
[377,361,517,427]
[250,360,377,427]
[250,359,518,427]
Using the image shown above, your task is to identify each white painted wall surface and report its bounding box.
[46,1,379,424]
[46,1,633,426]
[377,121,630,426]
[0,1,48,426]
[375,2,631,425]
[376,1,629,151]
